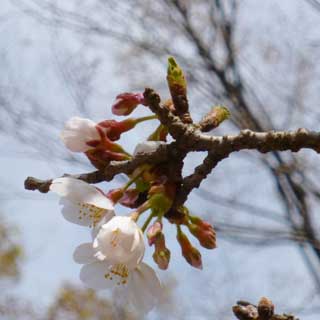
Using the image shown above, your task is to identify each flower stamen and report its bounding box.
[103,264,129,286]
[77,202,105,227]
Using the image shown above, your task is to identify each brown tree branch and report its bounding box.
[24,141,172,193]
[25,90,320,206]
[143,88,320,207]
[24,125,320,195]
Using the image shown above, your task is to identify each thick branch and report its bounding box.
[144,88,193,143]
[173,128,320,206]
[174,150,229,206]
[24,171,105,193]
[25,127,320,197]
[24,142,172,193]
[195,128,320,153]
[144,89,320,153]
[25,89,320,211]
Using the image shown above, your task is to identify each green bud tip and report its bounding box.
[167,56,186,88]
[213,106,230,122]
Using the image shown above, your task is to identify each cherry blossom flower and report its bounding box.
[61,117,131,170]
[61,117,100,152]
[93,216,145,267]
[73,216,162,312]
[50,177,114,227]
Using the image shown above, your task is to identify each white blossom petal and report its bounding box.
[131,228,142,252]
[127,263,162,313]
[94,216,145,267]
[50,177,114,210]
[80,261,114,290]
[134,263,162,299]
[59,198,93,226]
[133,141,164,156]
[61,117,100,152]
[125,229,145,269]
[73,243,96,264]
[91,213,115,239]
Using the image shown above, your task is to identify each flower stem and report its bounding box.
[135,115,158,124]
[122,165,148,191]
[141,211,155,233]
[122,174,139,191]
[131,201,152,222]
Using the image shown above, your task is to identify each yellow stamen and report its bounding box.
[103,264,129,286]
[77,202,105,227]
[110,263,129,279]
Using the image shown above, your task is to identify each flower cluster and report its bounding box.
[49,57,219,313]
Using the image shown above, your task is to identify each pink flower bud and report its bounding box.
[147,221,163,246]
[188,216,217,249]
[98,119,136,141]
[189,216,212,230]
[152,232,171,270]
[153,247,171,270]
[177,228,202,269]
[188,223,217,249]
[112,92,146,116]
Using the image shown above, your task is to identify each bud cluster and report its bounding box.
[57,56,223,272]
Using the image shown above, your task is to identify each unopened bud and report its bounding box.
[152,232,171,270]
[189,216,213,230]
[167,57,192,124]
[177,228,202,269]
[167,57,187,94]
[98,119,136,141]
[188,217,217,249]
[112,92,146,116]
[199,106,230,132]
[258,297,274,320]
[147,221,163,246]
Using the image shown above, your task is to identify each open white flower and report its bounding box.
[93,216,145,268]
[50,177,114,227]
[61,117,100,152]
[73,217,162,312]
